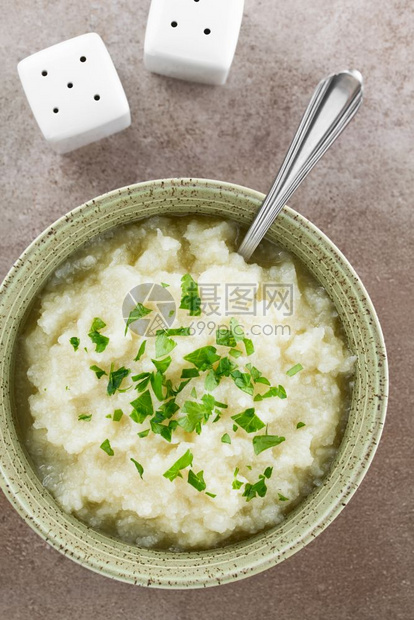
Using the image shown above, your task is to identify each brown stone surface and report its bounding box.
[0,0,412,618]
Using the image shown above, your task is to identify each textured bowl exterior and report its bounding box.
[0,178,388,588]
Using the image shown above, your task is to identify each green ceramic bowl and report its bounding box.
[0,178,388,588]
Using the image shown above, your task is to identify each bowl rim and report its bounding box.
[0,177,388,588]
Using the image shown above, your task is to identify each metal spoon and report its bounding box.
[238,70,364,260]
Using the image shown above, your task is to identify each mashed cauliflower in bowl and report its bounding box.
[0,179,388,586]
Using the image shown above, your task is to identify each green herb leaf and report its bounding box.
[230,370,254,395]
[155,332,177,358]
[90,317,106,332]
[254,385,287,401]
[246,363,270,385]
[232,423,238,432]
[150,419,176,442]
[232,479,243,490]
[180,274,201,316]
[78,413,92,421]
[263,466,273,479]
[190,387,197,398]
[206,492,216,498]
[138,429,150,438]
[150,371,165,401]
[215,357,237,377]
[229,348,242,358]
[243,338,254,356]
[88,331,109,353]
[252,434,286,455]
[181,367,200,379]
[107,365,130,395]
[151,356,172,374]
[161,282,169,288]
[130,458,144,478]
[204,370,219,391]
[130,390,154,423]
[231,408,265,433]
[163,449,193,481]
[100,438,114,456]
[187,469,206,492]
[278,493,289,501]
[229,317,245,342]
[90,365,107,379]
[113,409,123,422]
[70,337,80,351]
[177,401,207,434]
[221,433,231,444]
[296,421,306,429]
[216,327,236,348]
[287,363,304,377]
[156,327,191,336]
[88,318,109,352]
[134,340,146,361]
[183,346,220,371]
[124,303,152,335]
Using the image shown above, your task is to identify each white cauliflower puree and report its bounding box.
[18,216,355,550]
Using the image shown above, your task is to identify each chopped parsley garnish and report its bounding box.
[230,370,254,395]
[246,363,270,385]
[150,419,177,442]
[90,365,107,379]
[287,363,303,377]
[183,346,220,371]
[150,371,165,401]
[134,340,146,361]
[221,433,231,444]
[113,409,123,422]
[181,368,200,379]
[232,423,238,432]
[156,327,191,336]
[204,370,219,391]
[155,332,177,358]
[124,303,152,335]
[278,493,289,501]
[252,434,285,455]
[229,348,242,359]
[132,372,151,392]
[206,492,216,498]
[130,458,144,478]
[216,327,237,348]
[296,421,306,429]
[187,469,206,492]
[232,468,243,490]
[138,429,150,438]
[70,337,80,351]
[107,365,130,395]
[161,282,169,288]
[254,385,286,401]
[180,274,201,316]
[90,317,106,331]
[231,408,265,433]
[100,438,114,456]
[88,318,109,352]
[130,390,153,423]
[215,357,237,377]
[243,338,254,356]
[242,467,273,502]
[78,413,92,421]
[163,449,193,481]
[178,401,208,434]
[190,387,197,398]
[152,356,172,374]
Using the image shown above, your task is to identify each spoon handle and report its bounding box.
[238,70,364,260]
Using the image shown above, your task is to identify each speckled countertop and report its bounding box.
[0,1,412,618]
